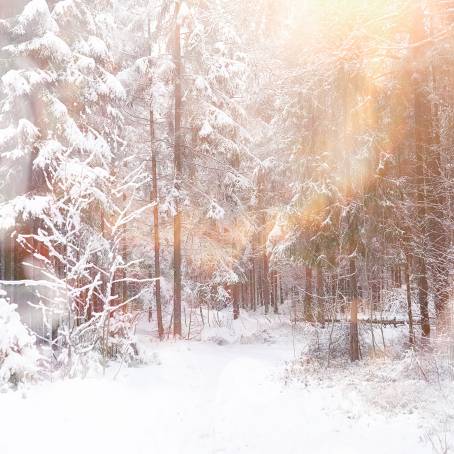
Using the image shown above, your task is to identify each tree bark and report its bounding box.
[262,250,270,314]
[317,267,325,327]
[122,189,128,313]
[232,284,240,320]
[250,266,256,311]
[350,297,360,361]
[304,266,313,322]
[147,16,164,339]
[279,275,284,306]
[173,1,183,337]
[404,257,415,345]
[349,257,360,361]
[271,269,278,314]
[411,3,432,340]
[150,108,164,339]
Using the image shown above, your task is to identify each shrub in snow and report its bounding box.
[57,347,103,380]
[107,312,141,366]
[56,311,146,378]
[396,340,454,383]
[0,291,41,388]
[106,311,160,367]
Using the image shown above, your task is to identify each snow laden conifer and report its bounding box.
[175,0,254,315]
[112,0,255,332]
[107,0,178,338]
[0,290,40,389]
[0,0,148,373]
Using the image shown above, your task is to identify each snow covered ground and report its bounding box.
[0,316,452,454]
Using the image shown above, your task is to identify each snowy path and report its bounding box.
[0,339,437,454]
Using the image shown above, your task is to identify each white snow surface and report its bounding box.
[0,312,452,454]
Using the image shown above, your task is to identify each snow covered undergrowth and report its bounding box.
[0,292,41,389]
[0,316,452,454]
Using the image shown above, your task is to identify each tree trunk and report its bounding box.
[271,269,278,314]
[250,266,256,311]
[350,297,360,361]
[270,269,275,312]
[317,267,325,327]
[256,253,263,308]
[304,266,313,322]
[122,190,128,313]
[147,17,164,339]
[262,250,270,314]
[426,9,450,332]
[232,284,240,320]
[371,278,380,313]
[150,108,164,339]
[411,3,432,340]
[279,276,284,306]
[349,257,360,361]
[173,2,183,337]
[404,257,415,345]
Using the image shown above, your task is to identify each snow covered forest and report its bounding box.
[0,0,454,453]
